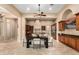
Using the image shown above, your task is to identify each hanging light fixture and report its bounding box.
[34,4,41,34]
[35,4,41,21]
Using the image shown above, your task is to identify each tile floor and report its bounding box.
[0,39,79,55]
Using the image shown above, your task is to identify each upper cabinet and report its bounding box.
[75,13,79,30]
[59,21,65,31]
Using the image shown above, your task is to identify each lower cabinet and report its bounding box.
[68,36,72,47]
[64,35,69,45]
[76,39,79,51]
[60,35,63,43]
[58,34,79,51]
[70,36,76,49]
[58,34,61,41]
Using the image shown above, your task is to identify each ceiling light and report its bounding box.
[50,4,53,6]
[26,8,30,11]
[49,8,52,10]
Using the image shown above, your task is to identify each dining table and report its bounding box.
[26,35,48,48]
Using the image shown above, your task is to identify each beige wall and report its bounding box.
[26,20,54,36]
[6,19,17,39]
[57,4,79,22]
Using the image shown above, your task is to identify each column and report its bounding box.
[2,16,7,40]
[21,16,26,42]
[17,17,22,42]
[56,20,59,42]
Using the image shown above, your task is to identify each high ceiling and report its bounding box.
[0,6,17,18]
[13,4,65,14]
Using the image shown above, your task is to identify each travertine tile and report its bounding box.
[0,39,79,55]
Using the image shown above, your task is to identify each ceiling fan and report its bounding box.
[34,4,46,17]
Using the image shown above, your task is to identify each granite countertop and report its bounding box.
[58,32,79,36]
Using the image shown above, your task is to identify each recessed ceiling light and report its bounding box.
[26,8,30,11]
[49,8,52,10]
[50,4,53,6]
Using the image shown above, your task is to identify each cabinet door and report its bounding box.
[70,37,76,49]
[58,34,61,41]
[64,35,69,45]
[61,35,65,43]
[68,36,72,46]
[59,23,62,31]
[59,22,65,31]
[30,26,34,33]
[59,23,61,30]
[76,15,79,30]
[76,39,79,51]
[25,25,33,37]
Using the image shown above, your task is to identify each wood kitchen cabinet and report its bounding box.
[75,13,79,30]
[59,21,65,31]
[58,34,65,43]
[58,34,78,51]
[25,25,33,38]
[60,34,65,43]
[70,36,76,49]
[68,36,72,46]
[76,38,79,51]
[64,35,69,45]
[58,12,79,51]
[58,34,61,41]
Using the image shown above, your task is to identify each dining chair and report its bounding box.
[32,38,41,49]
[48,36,53,47]
[40,39,45,48]
[32,33,37,37]
[23,38,27,47]
[40,33,48,48]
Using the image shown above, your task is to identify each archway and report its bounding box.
[62,9,73,20]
